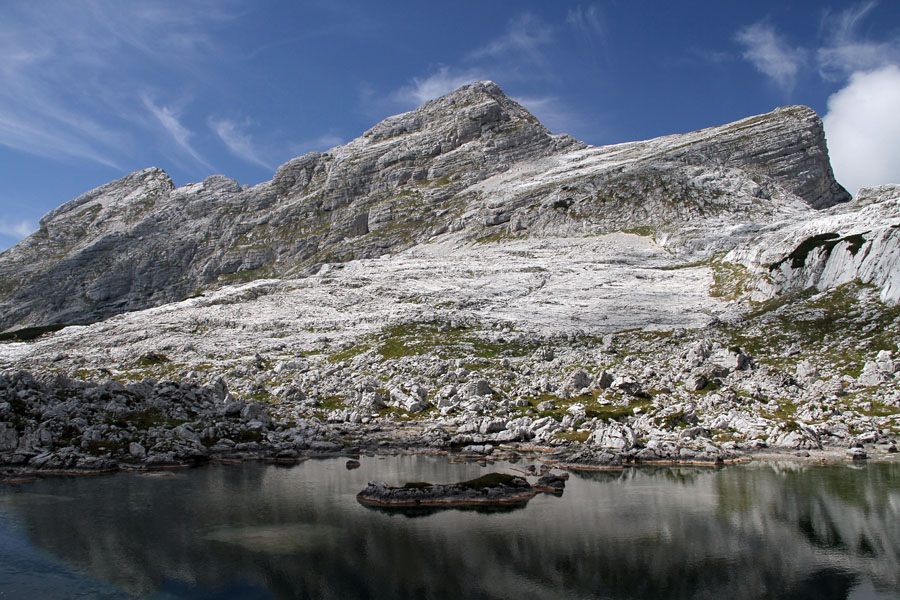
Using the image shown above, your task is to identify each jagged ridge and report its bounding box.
[0,81,849,331]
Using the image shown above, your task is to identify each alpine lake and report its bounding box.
[1,454,898,599]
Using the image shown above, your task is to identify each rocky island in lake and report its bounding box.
[357,473,539,508]
[1,81,899,477]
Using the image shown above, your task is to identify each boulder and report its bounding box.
[0,423,18,452]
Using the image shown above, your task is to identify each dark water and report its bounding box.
[1,456,899,600]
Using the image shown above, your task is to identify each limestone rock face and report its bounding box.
[727,184,900,304]
[0,81,851,331]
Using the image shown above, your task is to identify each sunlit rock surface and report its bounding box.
[2,82,899,470]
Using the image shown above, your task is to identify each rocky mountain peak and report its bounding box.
[360,80,535,143]
[0,83,856,332]
[39,167,174,229]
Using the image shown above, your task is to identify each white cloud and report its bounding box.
[735,22,807,93]
[210,118,273,170]
[392,66,487,107]
[143,96,212,170]
[0,218,35,239]
[823,65,900,196]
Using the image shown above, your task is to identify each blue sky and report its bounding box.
[2,0,900,250]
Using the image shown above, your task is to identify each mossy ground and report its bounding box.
[719,283,900,379]
[376,322,538,360]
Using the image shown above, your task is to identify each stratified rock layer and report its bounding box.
[0,81,852,332]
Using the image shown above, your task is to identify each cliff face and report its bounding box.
[727,184,900,304]
[0,81,854,331]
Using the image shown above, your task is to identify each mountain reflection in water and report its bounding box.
[0,456,898,599]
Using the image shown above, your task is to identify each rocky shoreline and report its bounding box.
[2,364,896,484]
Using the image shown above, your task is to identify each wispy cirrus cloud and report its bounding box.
[468,12,555,66]
[391,66,489,107]
[0,1,235,169]
[566,4,608,67]
[817,1,900,79]
[735,22,807,94]
[566,4,605,36]
[143,96,213,171]
[384,12,583,138]
[735,2,900,91]
[209,118,273,171]
[387,11,558,110]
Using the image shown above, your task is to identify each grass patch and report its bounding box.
[402,481,432,489]
[216,266,272,284]
[135,352,171,367]
[475,230,512,244]
[327,343,371,363]
[377,322,537,360]
[416,174,453,187]
[762,400,798,423]
[720,282,900,377]
[655,409,693,430]
[519,393,650,422]
[82,439,128,456]
[316,395,345,411]
[555,430,591,442]
[105,408,186,430]
[710,261,756,301]
[621,226,656,237]
[552,198,573,211]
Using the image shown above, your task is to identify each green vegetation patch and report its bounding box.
[710,261,756,301]
[555,430,591,442]
[475,230,513,244]
[135,352,171,367]
[216,266,273,284]
[327,343,371,363]
[621,226,656,237]
[552,198,573,211]
[720,282,900,377]
[416,174,453,187]
[104,408,186,430]
[401,481,432,489]
[377,322,537,360]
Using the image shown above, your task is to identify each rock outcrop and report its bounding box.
[0,81,851,332]
[727,184,900,304]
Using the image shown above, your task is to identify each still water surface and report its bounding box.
[0,456,898,599]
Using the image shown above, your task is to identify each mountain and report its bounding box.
[0,81,861,332]
[2,82,899,475]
